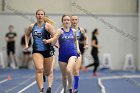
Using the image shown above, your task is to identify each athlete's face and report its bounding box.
[71,16,79,27]
[36,11,45,22]
[62,16,71,28]
[9,27,14,32]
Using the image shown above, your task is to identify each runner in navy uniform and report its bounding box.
[43,14,80,93]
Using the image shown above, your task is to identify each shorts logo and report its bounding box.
[50,51,54,56]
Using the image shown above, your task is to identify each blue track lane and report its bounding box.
[0,69,140,93]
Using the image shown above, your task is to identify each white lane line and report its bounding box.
[98,78,106,93]
[54,84,62,93]
[60,88,64,93]
[17,81,36,93]
[100,75,140,80]
[5,77,35,93]
[0,79,8,84]
[5,86,19,93]
[98,75,140,93]
[60,80,68,93]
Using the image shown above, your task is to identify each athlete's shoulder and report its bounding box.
[56,28,63,35]
[45,22,51,27]
[45,22,53,30]
[79,27,85,33]
[27,23,35,32]
[5,32,9,37]
[71,27,77,34]
[29,23,35,29]
[57,28,62,31]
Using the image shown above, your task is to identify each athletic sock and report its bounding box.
[74,76,79,90]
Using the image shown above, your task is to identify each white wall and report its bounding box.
[4,0,71,14]
[138,0,140,70]
[0,0,2,12]
[0,14,138,70]
[79,15,138,70]
[1,0,137,14]
[72,0,137,14]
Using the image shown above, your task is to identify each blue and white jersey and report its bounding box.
[32,23,51,51]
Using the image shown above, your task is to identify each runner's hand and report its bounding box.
[43,39,48,44]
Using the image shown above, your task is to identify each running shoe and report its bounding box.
[74,89,78,93]
[93,72,98,76]
[46,87,51,93]
[69,89,73,93]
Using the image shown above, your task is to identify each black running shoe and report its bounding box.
[69,89,73,93]
[46,87,51,93]
[43,75,46,82]
[40,88,44,92]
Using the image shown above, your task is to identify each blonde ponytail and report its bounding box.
[45,16,55,25]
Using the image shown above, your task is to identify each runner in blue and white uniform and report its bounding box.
[25,9,55,93]
[71,15,88,93]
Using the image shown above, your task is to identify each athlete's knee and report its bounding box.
[36,68,44,73]
[62,75,67,81]
[74,70,79,76]
[66,68,71,75]
[74,67,80,75]
[44,70,52,76]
